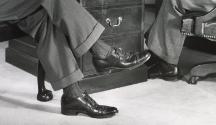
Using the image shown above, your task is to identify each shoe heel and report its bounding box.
[61,109,79,116]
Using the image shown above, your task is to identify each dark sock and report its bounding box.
[145,51,160,67]
[63,82,83,98]
[90,40,112,59]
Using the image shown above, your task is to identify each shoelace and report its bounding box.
[83,91,98,106]
[114,48,133,61]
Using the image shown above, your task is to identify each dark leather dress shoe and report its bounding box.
[93,48,151,74]
[61,93,118,118]
[148,61,179,81]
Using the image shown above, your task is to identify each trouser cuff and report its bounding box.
[51,69,84,91]
[74,23,105,57]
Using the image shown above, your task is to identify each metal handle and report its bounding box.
[106,17,123,27]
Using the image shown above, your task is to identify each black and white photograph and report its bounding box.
[1,0,216,124]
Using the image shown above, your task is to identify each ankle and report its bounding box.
[91,40,112,59]
[63,82,83,98]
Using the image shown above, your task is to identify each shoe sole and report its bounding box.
[62,109,116,119]
[161,76,179,81]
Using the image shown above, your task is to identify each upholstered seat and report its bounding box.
[0,21,25,41]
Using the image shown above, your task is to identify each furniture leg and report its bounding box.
[37,61,53,102]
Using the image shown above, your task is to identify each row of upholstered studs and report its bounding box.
[203,34,216,39]
[182,32,216,39]
[182,32,194,36]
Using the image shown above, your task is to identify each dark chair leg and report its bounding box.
[37,61,53,102]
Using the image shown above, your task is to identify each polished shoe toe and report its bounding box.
[100,105,119,113]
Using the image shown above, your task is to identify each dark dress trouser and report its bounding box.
[147,0,216,65]
[14,0,105,90]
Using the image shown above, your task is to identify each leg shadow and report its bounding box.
[0,94,60,114]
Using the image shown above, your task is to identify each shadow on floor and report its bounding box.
[0,94,60,114]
